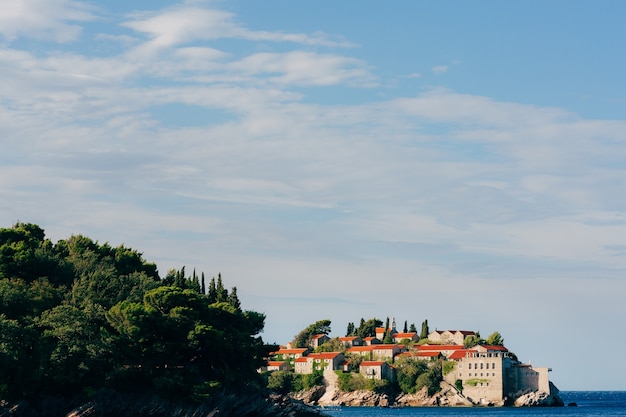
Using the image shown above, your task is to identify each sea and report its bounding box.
[318,392,626,417]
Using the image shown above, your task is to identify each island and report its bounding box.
[263,319,563,407]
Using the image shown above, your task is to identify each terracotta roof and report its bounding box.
[372,344,399,350]
[398,351,439,358]
[360,361,385,366]
[267,361,286,366]
[340,336,359,341]
[309,352,342,359]
[478,345,508,351]
[394,332,417,338]
[417,345,464,351]
[272,348,308,355]
[294,357,308,363]
[448,350,476,360]
[311,334,328,340]
[347,346,374,352]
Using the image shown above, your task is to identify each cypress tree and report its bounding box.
[208,277,217,303]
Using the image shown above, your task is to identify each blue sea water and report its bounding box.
[318,392,626,417]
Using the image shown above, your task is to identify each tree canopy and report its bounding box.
[0,222,272,403]
[292,319,331,348]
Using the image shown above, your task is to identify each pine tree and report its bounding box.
[201,272,206,294]
[403,320,408,333]
[346,322,355,336]
[216,273,227,302]
[420,319,429,340]
[227,286,241,311]
[207,277,217,303]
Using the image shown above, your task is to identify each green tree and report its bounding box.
[395,356,429,393]
[356,318,382,339]
[486,331,504,346]
[315,337,344,353]
[464,333,484,348]
[346,322,355,336]
[292,319,331,348]
[0,314,39,400]
[37,303,111,395]
[267,370,295,395]
[420,319,429,340]
[415,359,443,396]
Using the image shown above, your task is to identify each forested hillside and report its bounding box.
[0,223,274,403]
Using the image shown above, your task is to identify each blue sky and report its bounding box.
[2,0,626,390]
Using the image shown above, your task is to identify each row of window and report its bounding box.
[459,373,497,378]
[459,362,497,370]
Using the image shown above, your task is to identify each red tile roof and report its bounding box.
[308,352,342,360]
[398,351,440,358]
[394,332,417,339]
[347,346,374,352]
[417,345,464,351]
[479,345,508,351]
[372,344,399,351]
[272,348,308,355]
[360,361,385,366]
[448,350,476,360]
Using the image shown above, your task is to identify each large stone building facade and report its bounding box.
[445,345,552,405]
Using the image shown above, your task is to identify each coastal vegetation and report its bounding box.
[0,222,275,406]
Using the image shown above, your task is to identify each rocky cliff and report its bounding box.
[511,382,564,407]
[293,379,563,408]
[0,390,324,417]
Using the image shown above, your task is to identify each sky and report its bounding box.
[1,0,626,391]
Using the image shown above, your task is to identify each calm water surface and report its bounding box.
[319,392,626,417]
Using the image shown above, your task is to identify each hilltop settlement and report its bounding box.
[262,319,563,407]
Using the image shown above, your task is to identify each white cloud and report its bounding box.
[432,65,448,75]
[0,0,95,42]
[228,51,375,86]
[122,5,352,56]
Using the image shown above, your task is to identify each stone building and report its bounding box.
[445,345,552,405]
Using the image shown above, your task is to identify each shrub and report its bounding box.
[442,361,456,376]
[302,370,324,389]
[267,371,294,394]
[455,379,463,392]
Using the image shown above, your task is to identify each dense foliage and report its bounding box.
[292,319,331,348]
[267,370,324,395]
[0,223,273,402]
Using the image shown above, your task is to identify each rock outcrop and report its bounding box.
[292,379,563,409]
[512,382,564,407]
[395,382,473,407]
[0,390,323,417]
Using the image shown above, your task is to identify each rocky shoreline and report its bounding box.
[0,390,324,417]
[293,380,564,408]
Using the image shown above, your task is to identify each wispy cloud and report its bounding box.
[432,65,449,75]
[0,0,96,42]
